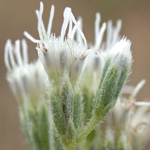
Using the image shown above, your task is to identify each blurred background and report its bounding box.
[1,0,150,149]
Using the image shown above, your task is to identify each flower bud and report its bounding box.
[80,52,102,95]
[93,39,132,118]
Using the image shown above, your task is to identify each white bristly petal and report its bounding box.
[47,5,55,37]
[68,10,87,46]
[106,20,122,50]
[112,20,122,45]
[39,2,46,39]
[95,13,101,42]
[71,20,87,47]
[15,40,23,66]
[76,17,83,44]
[68,20,73,38]
[8,41,16,69]
[24,31,40,43]
[4,40,12,71]
[95,22,106,50]
[61,7,71,40]
[22,39,28,64]
[133,102,150,106]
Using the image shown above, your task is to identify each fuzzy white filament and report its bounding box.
[5,40,13,71]
[94,22,106,50]
[4,39,29,72]
[76,17,83,43]
[22,39,28,64]
[106,20,122,49]
[47,5,55,37]
[15,40,23,66]
[133,102,150,106]
[95,13,101,42]
[24,31,40,43]
[94,13,107,50]
[60,7,87,47]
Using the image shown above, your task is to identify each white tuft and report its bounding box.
[110,38,132,64]
[24,31,40,43]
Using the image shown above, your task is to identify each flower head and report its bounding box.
[4,39,59,150]
[4,39,48,100]
[24,2,132,92]
[24,2,90,82]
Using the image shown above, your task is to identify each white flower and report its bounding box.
[24,2,89,81]
[4,39,56,150]
[4,39,48,101]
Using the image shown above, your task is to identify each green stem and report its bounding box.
[77,117,100,145]
[62,117,100,149]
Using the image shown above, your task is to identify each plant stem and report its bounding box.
[62,117,100,149]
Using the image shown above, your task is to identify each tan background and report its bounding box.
[1,0,150,150]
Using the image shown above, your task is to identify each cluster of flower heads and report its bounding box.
[4,2,150,150]
[23,2,126,83]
